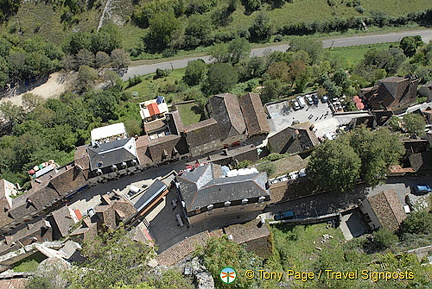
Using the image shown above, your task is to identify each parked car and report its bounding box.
[321,95,328,103]
[296,96,306,108]
[312,94,319,104]
[291,99,301,110]
[411,184,432,195]
[306,95,314,105]
[274,210,295,221]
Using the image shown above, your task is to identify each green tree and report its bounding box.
[401,210,432,234]
[266,61,289,82]
[146,11,182,52]
[260,79,282,102]
[403,113,426,137]
[209,42,230,63]
[249,12,272,43]
[257,161,276,176]
[245,0,261,12]
[76,48,94,67]
[342,126,405,186]
[200,236,263,289]
[183,59,208,86]
[370,228,399,251]
[307,140,361,193]
[67,227,156,289]
[399,35,423,58]
[110,49,130,70]
[185,14,212,47]
[227,38,251,64]
[76,65,98,92]
[64,32,91,55]
[205,63,238,94]
[90,24,122,54]
[288,38,323,65]
[104,70,122,89]
[95,51,110,68]
[22,93,44,112]
[0,100,24,126]
[0,0,21,23]
[332,68,351,93]
[89,89,120,122]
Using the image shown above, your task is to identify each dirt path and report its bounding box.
[0,72,74,106]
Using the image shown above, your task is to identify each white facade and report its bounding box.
[91,123,127,143]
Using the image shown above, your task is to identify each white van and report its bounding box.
[296,96,306,108]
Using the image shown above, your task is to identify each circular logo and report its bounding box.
[220,267,237,284]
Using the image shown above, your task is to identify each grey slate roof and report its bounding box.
[134,180,167,212]
[177,163,269,212]
[87,138,138,171]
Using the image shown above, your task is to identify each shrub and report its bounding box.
[154,68,167,79]
[263,153,285,161]
[235,160,251,169]
[257,162,276,176]
[370,228,398,250]
[127,75,142,88]
[274,34,283,42]
[355,5,365,14]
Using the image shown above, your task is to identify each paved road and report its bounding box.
[122,29,432,80]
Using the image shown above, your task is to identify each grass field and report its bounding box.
[12,252,47,272]
[271,223,345,271]
[326,42,398,68]
[124,68,187,104]
[175,102,202,126]
[1,0,431,54]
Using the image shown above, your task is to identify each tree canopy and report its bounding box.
[307,139,361,193]
[308,126,405,192]
[68,227,156,289]
[205,63,238,94]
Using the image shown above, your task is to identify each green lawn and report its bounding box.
[326,42,398,69]
[124,68,187,104]
[12,252,47,272]
[175,102,202,126]
[271,223,345,271]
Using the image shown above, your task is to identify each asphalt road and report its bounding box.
[122,29,432,80]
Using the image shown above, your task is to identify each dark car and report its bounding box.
[274,210,295,221]
[412,185,432,195]
[312,94,319,104]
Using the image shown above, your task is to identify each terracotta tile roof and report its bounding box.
[367,189,406,232]
[224,219,270,245]
[361,76,419,111]
[49,166,88,197]
[184,118,221,147]
[135,136,152,165]
[0,277,28,289]
[166,111,184,135]
[148,134,187,163]
[208,93,246,140]
[157,229,223,266]
[50,206,75,238]
[74,145,90,171]
[239,93,270,136]
[9,185,61,220]
[143,118,166,134]
[4,219,52,245]
[148,102,160,116]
